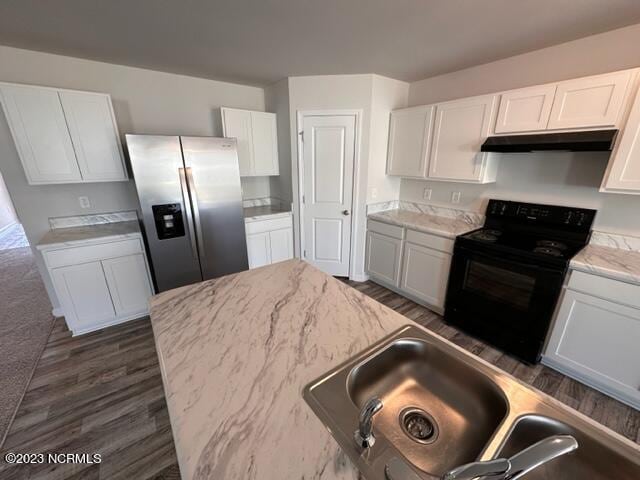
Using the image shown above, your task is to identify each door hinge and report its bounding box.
[303,249,306,258]
[299,130,304,142]
[302,194,305,204]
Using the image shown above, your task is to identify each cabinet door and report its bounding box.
[250,111,279,176]
[102,254,153,317]
[546,289,640,407]
[548,71,632,129]
[602,85,640,192]
[0,84,81,184]
[221,108,253,176]
[51,261,115,332]
[428,95,497,182]
[59,91,127,182]
[386,105,434,177]
[400,242,451,308]
[269,227,293,264]
[246,231,271,269]
[365,231,403,287]
[494,85,556,133]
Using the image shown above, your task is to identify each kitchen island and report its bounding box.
[149,259,409,479]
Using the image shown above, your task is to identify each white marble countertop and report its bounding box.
[37,220,142,249]
[243,205,292,222]
[149,259,409,479]
[571,244,640,286]
[368,209,481,239]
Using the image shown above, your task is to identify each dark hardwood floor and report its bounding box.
[0,317,181,480]
[0,279,637,480]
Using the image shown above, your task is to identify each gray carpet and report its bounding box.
[0,246,55,448]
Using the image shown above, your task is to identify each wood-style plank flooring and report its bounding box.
[1,279,638,480]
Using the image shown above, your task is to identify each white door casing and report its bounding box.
[300,114,356,276]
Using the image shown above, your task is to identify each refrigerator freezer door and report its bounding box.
[126,134,203,292]
[180,136,249,279]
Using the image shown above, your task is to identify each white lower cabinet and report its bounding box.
[544,274,640,409]
[365,220,453,312]
[41,236,153,335]
[365,231,403,287]
[102,254,153,317]
[245,215,294,269]
[51,261,117,330]
[400,242,451,309]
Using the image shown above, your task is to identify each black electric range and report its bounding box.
[444,199,596,364]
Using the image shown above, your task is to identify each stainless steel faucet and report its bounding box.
[442,435,578,480]
[354,397,383,448]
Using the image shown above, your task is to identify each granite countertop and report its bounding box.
[571,244,640,286]
[243,205,292,222]
[37,220,142,249]
[368,209,480,239]
[149,259,409,479]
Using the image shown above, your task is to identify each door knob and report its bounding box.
[342,210,350,216]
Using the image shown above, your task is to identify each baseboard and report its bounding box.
[349,273,369,282]
[71,311,149,336]
[542,355,640,411]
[52,308,64,318]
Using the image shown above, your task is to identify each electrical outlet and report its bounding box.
[78,196,91,209]
[371,187,378,200]
[451,191,461,204]
[423,188,432,200]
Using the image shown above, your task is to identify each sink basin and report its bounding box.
[303,325,640,480]
[347,338,508,476]
[495,415,640,480]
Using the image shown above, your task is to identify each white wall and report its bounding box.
[287,74,407,280]
[265,78,293,205]
[403,24,640,235]
[0,170,18,232]
[367,75,409,203]
[0,45,265,310]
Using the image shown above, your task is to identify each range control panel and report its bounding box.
[487,199,596,229]
[152,203,186,240]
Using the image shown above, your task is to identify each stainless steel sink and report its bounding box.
[303,325,640,480]
[347,338,508,476]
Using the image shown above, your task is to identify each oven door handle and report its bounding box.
[455,246,564,274]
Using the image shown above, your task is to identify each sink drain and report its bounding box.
[399,407,438,444]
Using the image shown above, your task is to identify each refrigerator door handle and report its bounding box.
[178,167,200,262]
[185,167,206,266]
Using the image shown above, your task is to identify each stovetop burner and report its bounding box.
[468,229,502,242]
[532,246,564,257]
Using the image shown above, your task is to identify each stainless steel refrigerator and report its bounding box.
[126,135,248,292]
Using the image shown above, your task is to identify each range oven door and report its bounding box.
[444,245,565,363]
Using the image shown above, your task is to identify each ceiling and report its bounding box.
[1,0,640,86]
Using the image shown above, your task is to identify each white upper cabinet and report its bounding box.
[0,84,82,184]
[221,107,279,177]
[250,111,279,176]
[59,91,127,181]
[547,71,633,130]
[495,85,556,133]
[386,105,434,177]
[602,84,640,193]
[0,82,127,185]
[428,94,498,183]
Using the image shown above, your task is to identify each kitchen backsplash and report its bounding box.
[48,211,139,229]
[366,199,484,224]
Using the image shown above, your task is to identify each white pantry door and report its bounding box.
[301,114,356,276]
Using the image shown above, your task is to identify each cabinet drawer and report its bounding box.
[367,219,404,240]
[245,215,292,235]
[44,238,143,269]
[567,270,640,309]
[405,229,454,253]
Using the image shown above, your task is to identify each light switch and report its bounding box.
[78,196,91,209]
[371,187,378,200]
[451,192,461,204]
